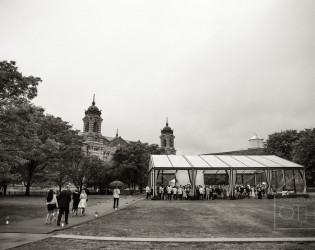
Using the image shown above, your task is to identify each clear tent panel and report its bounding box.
[200,155,230,168]
[160,170,176,174]
[231,156,265,168]
[204,169,227,174]
[247,155,283,168]
[185,155,211,168]
[151,155,173,169]
[216,155,248,168]
[167,155,191,168]
[263,155,303,168]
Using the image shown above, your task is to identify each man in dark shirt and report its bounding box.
[57,185,72,226]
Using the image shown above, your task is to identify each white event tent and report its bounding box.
[148,155,306,197]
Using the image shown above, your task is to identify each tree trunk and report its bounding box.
[25,181,31,196]
[25,162,36,196]
[293,170,296,193]
[3,184,7,195]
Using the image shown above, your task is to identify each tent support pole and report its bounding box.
[153,169,155,197]
[298,169,307,193]
[282,170,286,191]
[292,170,296,193]
[303,170,307,193]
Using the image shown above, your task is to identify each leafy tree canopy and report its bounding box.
[264,129,300,160]
[66,153,105,192]
[0,60,41,106]
[293,129,315,171]
[0,102,83,195]
[112,141,165,192]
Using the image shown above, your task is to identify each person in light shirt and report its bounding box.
[159,185,164,200]
[177,186,183,200]
[199,186,205,200]
[172,186,178,200]
[145,185,150,199]
[167,185,172,200]
[113,186,120,209]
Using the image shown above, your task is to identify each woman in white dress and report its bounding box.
[251,186,256,199]
[78,190,88,215]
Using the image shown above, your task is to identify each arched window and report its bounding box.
[162,139,166,147]
[93,121,97,132]
[170,140,173,147]
[84,122,89,132]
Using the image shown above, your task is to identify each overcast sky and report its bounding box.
[1,0,314,154]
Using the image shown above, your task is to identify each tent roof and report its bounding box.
[149,155,303,171]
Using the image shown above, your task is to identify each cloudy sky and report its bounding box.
[1,0,314,154]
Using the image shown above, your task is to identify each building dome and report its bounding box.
[161,119,174,134]
[85,96,101,115]
[161,125,173,134]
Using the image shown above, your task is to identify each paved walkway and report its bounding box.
[0,233,51,250]
[0,195,143,249]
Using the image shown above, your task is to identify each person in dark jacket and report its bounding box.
[57,185,72,226]
[72,190,80,216]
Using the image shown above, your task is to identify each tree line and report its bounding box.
[1,61,314,195]
[0,61,165,195]
[265,129,315,186]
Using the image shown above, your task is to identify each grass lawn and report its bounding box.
[2,196,315,249]
[61,198,315,238]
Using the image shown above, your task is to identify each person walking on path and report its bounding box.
[145,185,150,199]
[72,189,80,216]
[78,189,88,215]
[57,185,72,226]
[113,186,120,210]
[45,189,58,224]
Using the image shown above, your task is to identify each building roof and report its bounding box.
[149,154,303,171]
[249,133,263,140]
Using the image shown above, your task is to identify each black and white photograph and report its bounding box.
[0,0,315,249]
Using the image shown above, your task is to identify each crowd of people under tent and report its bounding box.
[145,184,268,200]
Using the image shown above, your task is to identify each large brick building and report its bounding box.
[80,97,176,161]
[79,96,130,161]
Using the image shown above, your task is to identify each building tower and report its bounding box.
[248,133,264,149]
[160,117,176,155]
[83,94,103,134]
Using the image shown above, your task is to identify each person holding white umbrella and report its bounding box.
[113,186,120,210]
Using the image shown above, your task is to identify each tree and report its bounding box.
[0,60,41,106]
[265,128,315,189]
[293,128,315,186]
[0,60,42,194]
[112,141,165,193]
[67,154,104,192]
[264,130,300,160]
[0,102,82,195]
